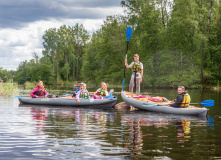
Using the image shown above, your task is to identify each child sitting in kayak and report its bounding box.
[72,82,84,97]
[76,83,89,103]
[30,80,48,98]
[94,82,114,98]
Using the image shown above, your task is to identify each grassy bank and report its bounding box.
[0,82,19,97]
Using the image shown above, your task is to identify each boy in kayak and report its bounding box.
[76,83,89,104]
[169,86,191,108]
[30,80,48,98]
[125,54,143,94]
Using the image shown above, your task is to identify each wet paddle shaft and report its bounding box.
[122,27,132,91]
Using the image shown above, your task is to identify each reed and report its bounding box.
[0,82,19,97]
[24,81,36,90]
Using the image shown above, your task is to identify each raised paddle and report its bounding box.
[122,27,132,91]
[190,100,214,107]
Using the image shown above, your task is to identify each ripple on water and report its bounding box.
[0,98,220,159]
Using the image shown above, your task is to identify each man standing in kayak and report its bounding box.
[125,54,143,94]
[169,86,191,108]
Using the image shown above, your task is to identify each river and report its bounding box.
[0,86,220,159]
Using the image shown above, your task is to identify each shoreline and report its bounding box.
[17,82,221,91]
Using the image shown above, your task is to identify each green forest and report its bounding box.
[1,0,221,88]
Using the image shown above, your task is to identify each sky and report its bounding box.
[0,0,125,70]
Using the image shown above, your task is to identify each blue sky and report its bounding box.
[0,0,124,70]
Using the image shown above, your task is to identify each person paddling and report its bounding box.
[30,80,48,98]
[169,86,191,108]
[125,54,143,94]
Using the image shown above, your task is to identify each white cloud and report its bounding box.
[0,18,117,70]
[0,20,62,70]
[0,0,124,70]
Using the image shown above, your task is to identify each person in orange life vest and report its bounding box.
[76,83,89,104]
[125,54,143,94]
[95,82,114,97]
[72,82,84,97]
[30,81,48,98]
[76,82,84,93]
[169,86,191,108]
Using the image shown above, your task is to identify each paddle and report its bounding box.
[190,100,214,107]
[142,104,158,107]
[122,27,132,91]
[58,94,72,97]
[142,100,214,108]
[13,95,28,98]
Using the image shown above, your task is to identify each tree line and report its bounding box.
[1,0,220,88]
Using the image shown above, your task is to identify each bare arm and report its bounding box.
[125,59,130,69]
[108,89,114,96]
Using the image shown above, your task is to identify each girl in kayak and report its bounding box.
[94,82,114,97]
[30,81,48,98]
[76,83,89,103]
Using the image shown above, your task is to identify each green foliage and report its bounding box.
[0,81,19,97]
[60,63,70,80]
[0,67,15,83]
[24,81,36,90]
[81,16,127,85]
[142,50,200,88]
[14,24,89,84]
[7,0,221,88]
[14,56,54,84]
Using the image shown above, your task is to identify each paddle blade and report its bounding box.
[200,100,214,107]
[126,27,132,41]
[104,92,115,99]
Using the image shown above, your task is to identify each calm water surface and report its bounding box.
[0,86,221,159]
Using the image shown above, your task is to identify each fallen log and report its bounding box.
[114,101,137,110]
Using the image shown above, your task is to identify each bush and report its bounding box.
[0,82,19,97]
[24,81,37,90]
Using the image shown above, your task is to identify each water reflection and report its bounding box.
[174,120,191,144]
[121,111,208,159]
[23,105,116,138]
[1,87,220,159]
[31,107,48,134]
[16,103,215,159]
[18,104,127,159]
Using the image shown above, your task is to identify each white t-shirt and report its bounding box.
[129,61,143,78]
